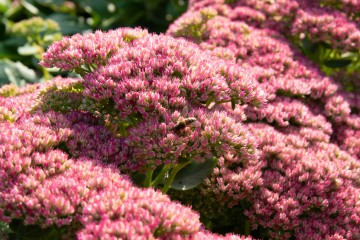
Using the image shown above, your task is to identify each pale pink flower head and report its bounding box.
[40,28,148,71]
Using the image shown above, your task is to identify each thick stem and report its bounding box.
[161,160,191,194]
[150,164,170,187]
[143,168,154,188]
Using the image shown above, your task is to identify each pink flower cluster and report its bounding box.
[0,81,256,239]
[185,0,360,52]
[1,1,359,239]
[39,28,266,185]
[1,27,267,238]
[292,7,360,52]
[246,123,360,239]
[168,0,360,239]
[41,28,148,71]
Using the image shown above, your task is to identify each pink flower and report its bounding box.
[168,1,360,239]
[292,7,360,51]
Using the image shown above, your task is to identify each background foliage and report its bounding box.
[0,0,188,86]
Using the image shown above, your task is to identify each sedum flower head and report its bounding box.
[40,28,148,71]
[5,26,269,239]
[40,28,266,174]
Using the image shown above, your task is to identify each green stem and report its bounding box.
[150,164,170,187]
[42,68,52,81]
[90,63,97,71]
[161,160,191,194]
[214,100,229,105]
[143,168,154,188]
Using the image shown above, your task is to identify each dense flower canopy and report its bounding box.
[39,28,266,202]
[1,27,262,239]
[1,0,360,239]
[0,76,256,239]
[167,0,360,239]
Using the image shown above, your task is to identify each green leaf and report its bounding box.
[118,123,128,137]
[0,221,11,237]
[34,0,65,6]
[85,0,110,16]
[0,43,18,59]
[21,0,39,14]
[0,0,10,13]
[170,157,217,191]
[300,38,320,57]
[18,44,39,55]
[1,37,27,49]
[205,96,215,108]
[13,61,37,82]
[0,59,38,86]
[309,42,320,54]
[324,59,352,68]
[48,13,90,35]
[4,66,21,86]
[4,3,24,20]
[300,37,311,52]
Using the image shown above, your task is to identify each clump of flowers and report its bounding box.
[39,27,266,201]
[167,0,360,239]
[1,26,267,239]
[0,80,253,239]
[1,0,359,239]
[292,7,360,52]
[12,17,62,47]
[0,108,201,237]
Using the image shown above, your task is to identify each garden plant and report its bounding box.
[0,0,360,239]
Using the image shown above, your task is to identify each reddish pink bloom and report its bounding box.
[168,1,360,239]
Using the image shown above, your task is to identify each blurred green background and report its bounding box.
[0,0,188,86]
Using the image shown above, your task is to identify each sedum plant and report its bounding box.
[0,27,264,239]
[167,0,360,239]
[0,0,360,239]
[38,27,266,194]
